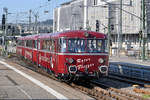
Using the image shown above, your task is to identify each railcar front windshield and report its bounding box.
[59,38,108,53]
[68,39,86,53]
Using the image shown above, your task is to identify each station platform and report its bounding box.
[0,58,93,100]
[109,56,150,81]
[110,56,150,67]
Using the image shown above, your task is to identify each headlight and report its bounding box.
[68,65,77,73]
[66,58,74,64]
[98,58,104,64]
[99,66,108,73]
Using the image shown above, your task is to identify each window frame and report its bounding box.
[58,37,108,53]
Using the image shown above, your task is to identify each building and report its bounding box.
[54,0,150,55]
[53,0,84,32]
[88,0,142,50]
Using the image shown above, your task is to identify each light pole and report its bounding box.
[83,0,88,30]
[108,5,111,56]
[15,12,28,35]
[29,9,32,34]
[102,0,144,58]
[118,0,122,57]
[31,11,39,34]
[141,0,146,60]
[35,12,39,34]
[3,7,8,56]
[80,2,110,54]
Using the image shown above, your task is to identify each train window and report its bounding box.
[59,38,67,52]
[58,38,107,53]
[42,40,46,50]
[38,40,40,49]
[26,40,33,48]
[33,40,38,49]
[49,39,52,51]
[17,40,22,46]
[26,40,28,47]
[46,40,50,51]
[17,40,24,46]
[87,39,96,52]
[42,40,54,51]
[87,39,105,53]
[22,40,24,46]
[97,40,103,51]
[24,40,26,47]
[105,40,108,53]
[35,40,38,49]
[42,40,49,51]
[68,39,86,53]
[51,40,55,52]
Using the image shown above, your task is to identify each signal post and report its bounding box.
[2,8,8,56]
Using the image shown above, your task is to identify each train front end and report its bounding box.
[57,32,109,80]
[63,53,109,79]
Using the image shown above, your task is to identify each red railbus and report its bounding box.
[17,34,39,63]
[23,35,39,63]
[17,30,109,81]
[16,36,25,57]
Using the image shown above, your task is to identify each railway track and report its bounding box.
[5,55,150,100]
[108,74,150,88]
[91,80,148,100]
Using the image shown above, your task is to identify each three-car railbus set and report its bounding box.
[16,30,109,81]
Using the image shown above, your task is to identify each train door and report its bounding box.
[22,40,26,58]
[32,40,38,64]
[49,39,57,74]
[22,40,24,57]
[36,39,39,66]
[55,39,59,74]
[37,39,41,67]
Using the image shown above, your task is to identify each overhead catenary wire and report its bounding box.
[102,0,141,19]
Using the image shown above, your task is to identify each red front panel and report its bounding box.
[57,53,109,74]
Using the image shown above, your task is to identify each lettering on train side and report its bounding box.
[77,58,91,63]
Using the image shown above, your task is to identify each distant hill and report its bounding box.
[39,19,53,25]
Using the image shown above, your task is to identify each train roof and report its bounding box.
[17,30,107,40]
[17,34,39,40]
[38,30,107,39]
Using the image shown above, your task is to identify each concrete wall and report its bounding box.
[54,0,149,35]
[122,0,141,34]
[54,0,84,32]
[88,4,109,33]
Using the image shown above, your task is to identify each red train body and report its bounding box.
[16,30,109,81]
